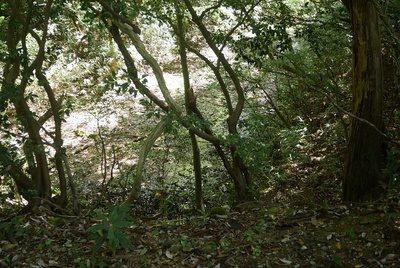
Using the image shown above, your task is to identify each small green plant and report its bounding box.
[208,205,230,217]
[172,235,198,252]
[240,230,255,242]
[219,238,229,250]
[201,241,217,254]
[71,244,80,260]
[0,215,32,239]
[346,226,356,240]
[48,217,65,227]
[37,239,52,250]
[64,240,72,247]
[251,244,262,259]
[89,257,108,268]
[86,204,134,254]
[253,219,267,233]
[206,259,217,267]
[139,248,149,264]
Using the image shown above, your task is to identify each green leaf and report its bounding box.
[0,222,9,228]
[115,230,132,248]
[93,236,107,253]
[86,223,107,233]
[113,220,133,228]
[140,248,148,255]
[98,213,109,224]
[107,227,116,243]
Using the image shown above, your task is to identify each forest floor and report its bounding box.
[1,181,400,268]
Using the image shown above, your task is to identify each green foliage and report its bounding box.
[207,205,230,216]
[172,235,199,252]
[48,217,65,227]
[384,147,400,180]
[0,216,32,239]
[232,0,294,65]
[251,244,262,259]
[102,70,138,96]
[0,0,388,217]
[0,216,24,230]
[86,204,134,254]
[240,229,255,242]
[346,226,356,240]
[37,239,52,250]
[139,247,149,264]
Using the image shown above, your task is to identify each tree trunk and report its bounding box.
[124,119,171,204]
[175,1,204,210]
[36,71,68,208]
[1,0,63,210]
[183,0,251,201]
[343,0,384,201]
[106,2,252,203]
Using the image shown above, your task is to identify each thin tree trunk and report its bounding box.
[36,71,68,207]
[106,5,251,202]
[183,0,251,201]
[175,1,204,210]
[124,118,171,204]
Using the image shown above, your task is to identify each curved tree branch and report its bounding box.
[96,0,141,34]
[124,118,171,204]
[114,21,182,114]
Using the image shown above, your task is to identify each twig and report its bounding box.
[302,79,400,146]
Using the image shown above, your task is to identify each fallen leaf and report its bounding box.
[355,252,363,259]
[161,259,172,264]
[165,250,173,259]
[380,253,397,264]
[333,252,348,259]
[311,216,320,226]
[224,257,235,266]
[280,259,292,265]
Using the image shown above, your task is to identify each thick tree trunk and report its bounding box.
[343,0,384,201]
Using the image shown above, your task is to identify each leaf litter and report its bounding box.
[1,197,400,267]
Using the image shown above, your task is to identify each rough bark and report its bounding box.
[343,0,384,201]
